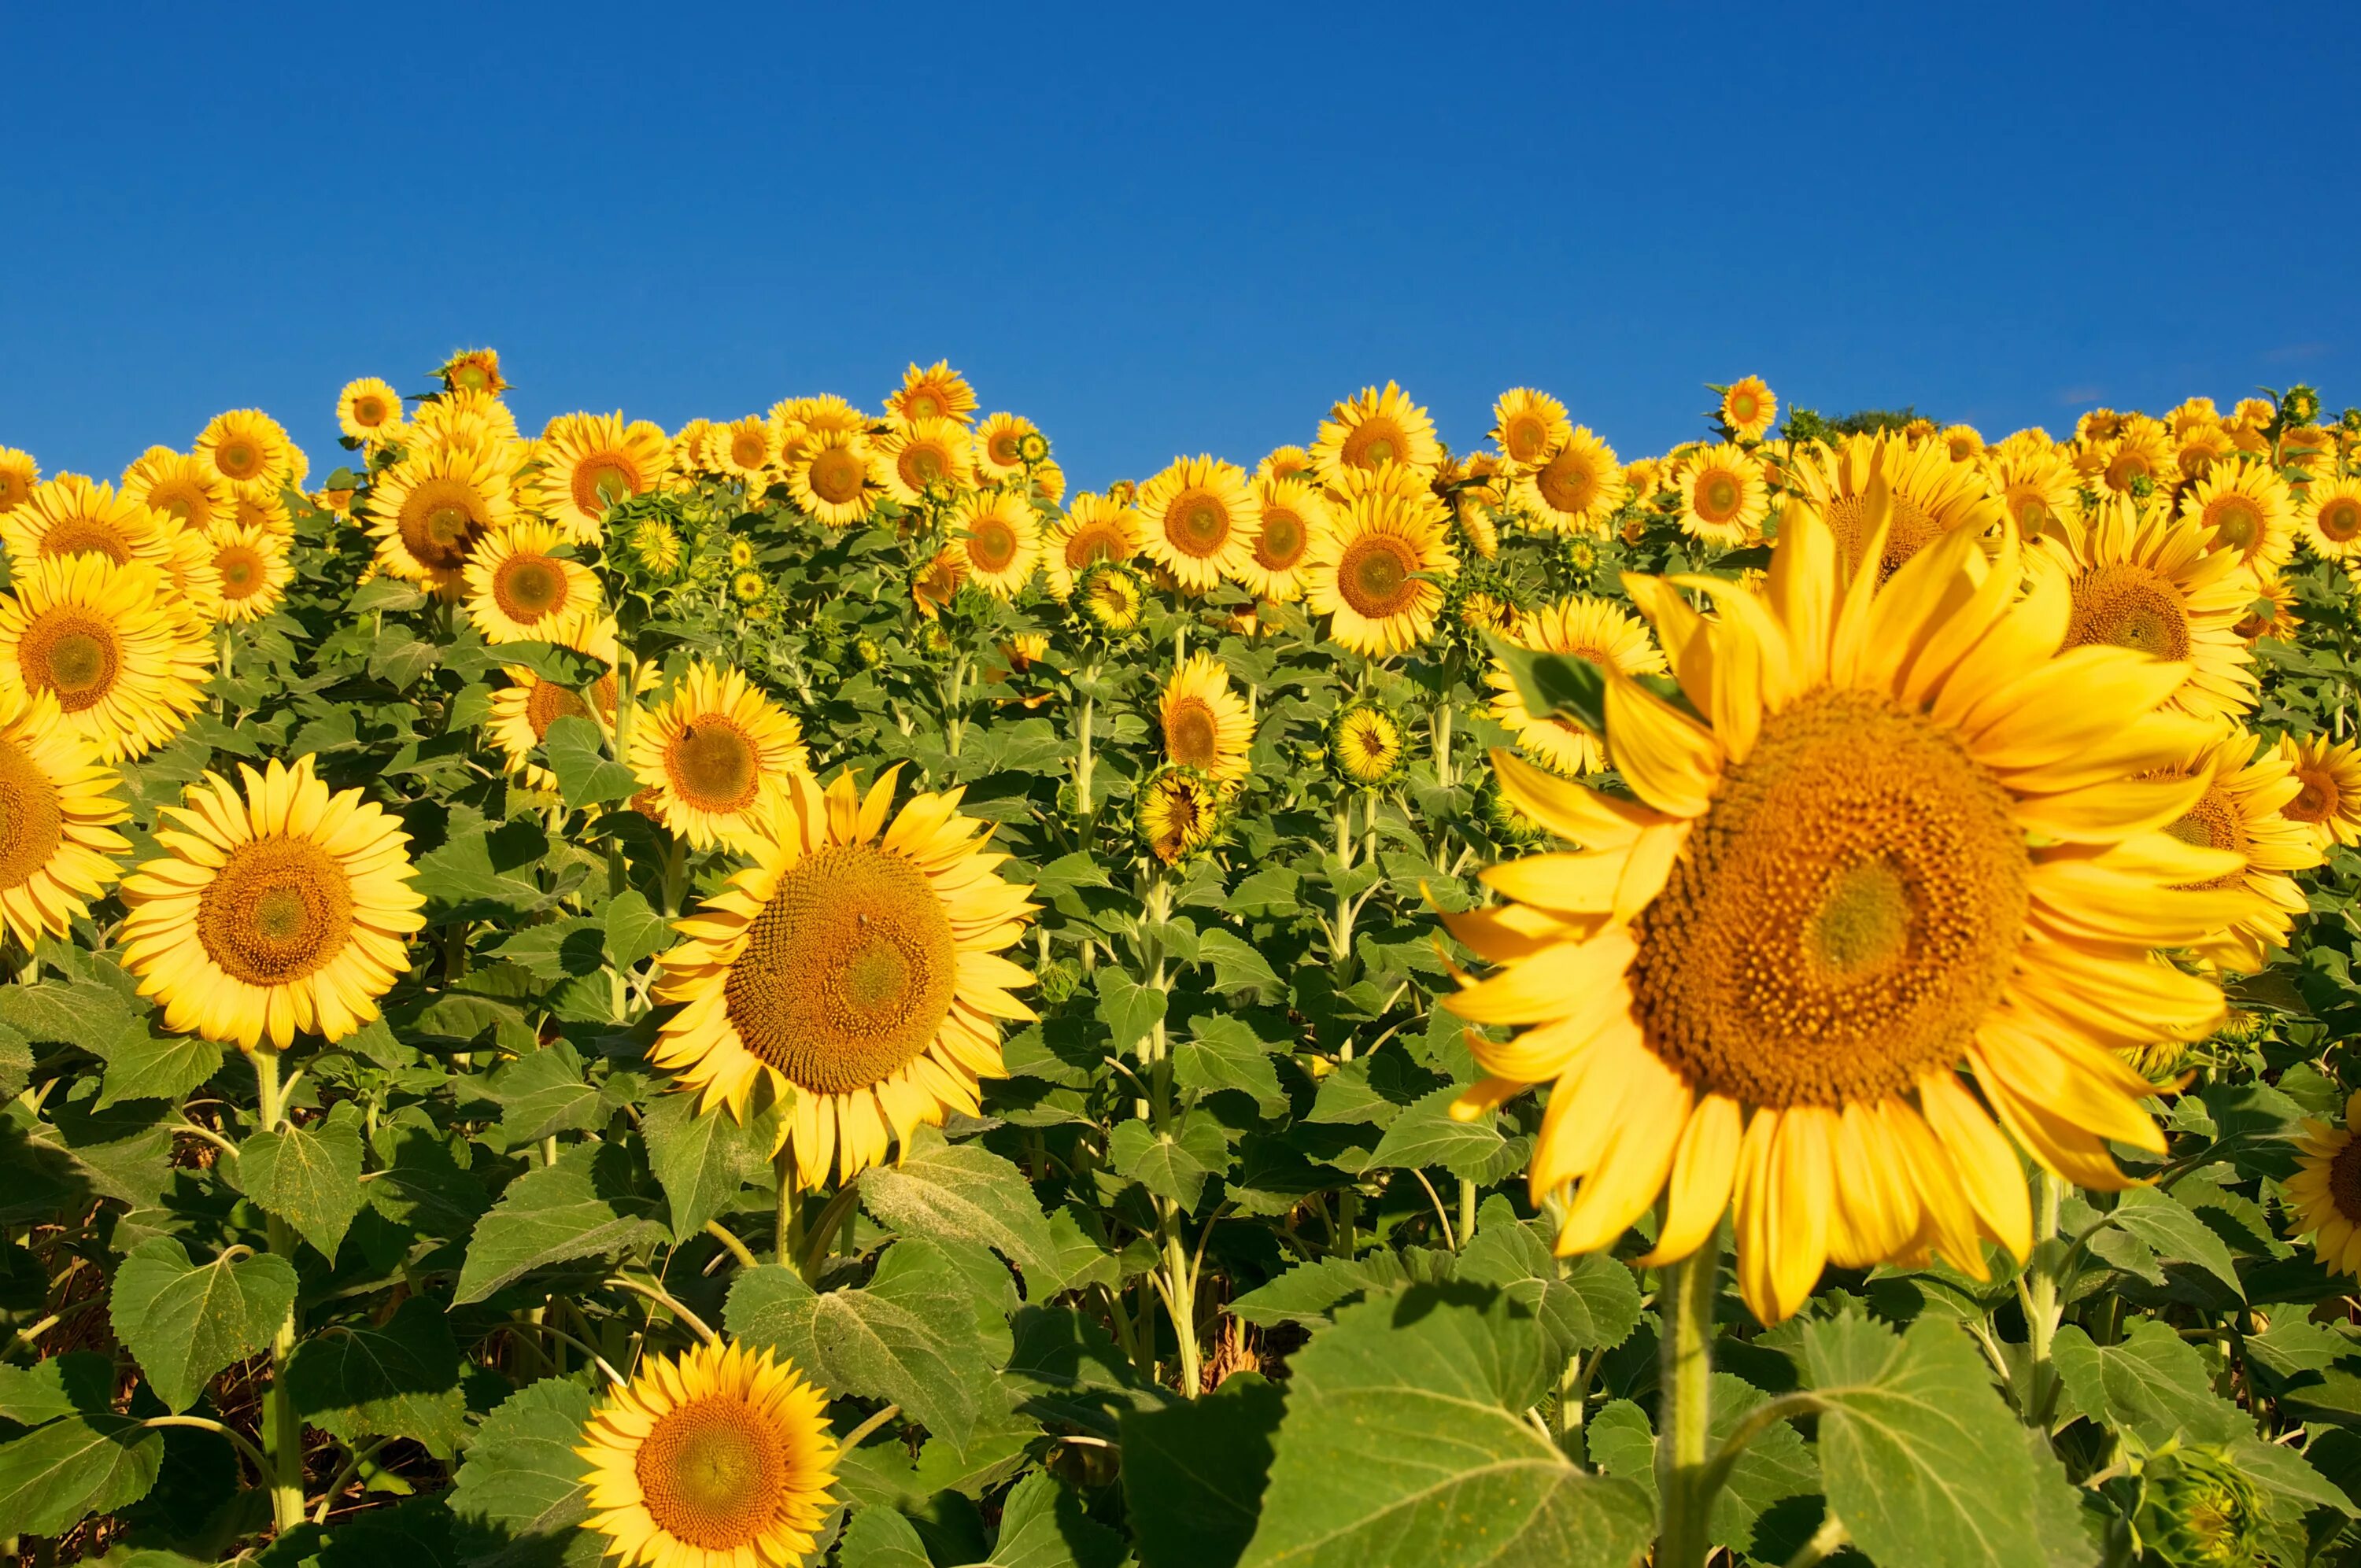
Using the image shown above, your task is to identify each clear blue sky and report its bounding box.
[6,3,2357,491]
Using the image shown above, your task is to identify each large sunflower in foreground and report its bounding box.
[629,662,810,853]
[462,521,600,645]
[578,1338,838,1568]
[0,556,212,762]
[205,522,294,624]
[1159,653,1253,780]
[1512,426,1620,536]
[2145,725,2321,973]
[2289,1091,2361,1279]
[1487,596,1666,776]
[2030,494,2256,721]
[1313,382,1443,480]
[2179,461,2295,582]
[0,688,131,950]
[1788,433,2001,577]
[536,413,674,542]
[118,755,425,1050]
[366,441,518,597]
[1041,493,1140,600]
[652,766,1036,1190]
[1444,505,2241,1323]
[1303,489,1455,656]
[1137,456,1259,592]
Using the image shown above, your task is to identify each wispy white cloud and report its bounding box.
[2263,341,2330,364]
[2053,385,2103,406]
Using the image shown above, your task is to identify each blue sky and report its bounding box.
[5,3,2357,491]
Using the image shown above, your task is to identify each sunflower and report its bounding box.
[972,412,1040,483]
[233,489,294,538]
[577,1338,838,1568]
[951,491,1040,598]
[1,475,179,574]
[488,661,631,791]
[1074,560,1147,635]
[886,361,977,426]
[2139,726,2322,973]
[336,378,406,445]
[1487,596,1668,776]
[2082,425,2174,497]
[439,349,507,395]
[117,756,424,1051]
[1328,698,1407,788]
[2289,1090,2361,1278]
[2180,461,2296,581]
[1257,446,1315,483]
[2277,732,2361,850]
[2031,494,2256,721]
[1041,493,1141,600]
[196,410,297,494]
[1031,457,1066,506]
[784,430,880,528]
[872,418,976,506]
[205,522,293,625]
[1304,489,1455,657]
[1789,434,2001,577]
[651,766,1035,1189]
[1233,476,1328,602]
[463,521,600,645]
[1671,448,1769,548]
[366,441,516,597]
[1159,654,1252,780]
[2176,424,2237,481]
[911,547,966,621]
[1136,766,1227,864]
[1312,382,1442,480]
[1720,377,1777,441]
[121,450,235,537]
[1982,447,2081,541]
[2304,474,2361,561]
[0,449,35,515]
[783,393,866,440]
[0,688,131,950]
[2238,573,2301,644]
[538,413,674,543]
[1512,427,1620,536]
[1445,504,2241,1324]
[671,419,718,477]
[409,390,523,457]
[1137,456,1259,592]
[630,662,810,853]
[0,556,211,763]
[1491,389,1573,470]
[1938,425,1984,463]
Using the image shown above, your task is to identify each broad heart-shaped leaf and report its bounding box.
[454,1142,666,1304]
[1585,1373,1822,1562]
[1237,1283,1654,1568]
[91,1020,224,1109]
[484,1040,606,1152]
[2104,1185,2245,1301]
[1122,1373,1284,1568]
[1108,1113,1227,1212]
[238,1101,367,1263]
[0,1411,164,1536]
[728,1237,996,1446]
[859,1129,1058,1288]
[0,1351,113,1426]
[448,1377,600,1568]
[108,1237,298,1412]
[837,1503,933,1568]
[2051,1319,2243,1447]
[988,1467,1128,1568]
[1094,972,1166,1055]
[1173,1013,1289,1117]
[1367,1087,1510,1181]
[542,714,638,810]
[286,1297,469,1455]
[1485,637,1609,736]
[1231,1252,1417,1327]
[1003,1304,1170,1438]
[603,888,671,969]
[1802,1313,2087,1568]
[1454,1197,1642,1357]
[1195,928,1282,998]
[641,1088,777,1241]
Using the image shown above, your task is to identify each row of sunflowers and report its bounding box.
[3,350,2361,1567]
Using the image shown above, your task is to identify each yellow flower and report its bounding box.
[121,450,234,537]
[2303,474,2361,561]
[439,348,507,395]
[2179,460,2296,582]
[336,378,406,445]
[951,491,1040,599]
[912,547,966,621]
[1256,445,1314,483]
[2289,1092,2361,1278]
[2032,493,2256,721]
[1312,382,1442,480]
[1159,653,1253,780]
[1491,388,1573,470]
[486,640,636,792]
[366,441,517,598]
[1137,456,1259,592]
[0,555,212,762]
[118,755,425,1051]
[629,662,810,853]
[576,1339,838,1568]
[2277,732,2361,850]
[885,360,977,426]
[0,688,131,950]
[1329,699,1406,788]
[1304,488,1455,656]
[1137,765,1227,863]
[205,522,293,624]
[1487,596,1668,776]
[196,409,298,495]
[2145,725,2322,972]
[1042,493,1142,600]
[2,474,179,576]
[536,413,674,544]
[651,766,1036,1189]
[1075,561,1147,635]
[1982,446,2080,541]
[0,448,37,515]
[972,412,1040,482]
[872,418,976,505]
[409,389,522,458]
[1787,434,2001,578]
[1447,504,2237,1323]
[785,430,881,527]
[1720,377,1777,441]
[1671,448,1769,548]
[462,521,600,645]
[1512,426,1620,536]
[1940,425,1985,463]
[2081,423,2174,497]
[1234,476,1329,603]
[711,416,777,489]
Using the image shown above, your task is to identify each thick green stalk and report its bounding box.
[1654,1245,1720,1568]
[775,1146,804,1274]
[253,1048,306,1534]
[2016,1169,2064,1427]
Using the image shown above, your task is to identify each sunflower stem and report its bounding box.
[1458,1175,1477,1247]
[252,1046,309,1536]
[2018,1168,2065,1429]
[775,1146,805,1275]
[1655,1244,1720,1568]
[1074,681,1097,822]
[1161,1219,1203,1398]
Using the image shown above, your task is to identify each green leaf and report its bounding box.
[1003,1304,1169,1437]
[1454,1197,1642,1357]
[2051,1319,2241,1447]
[108,1237,297,1412]
[484,1041,605,1152]
[857,1129,1059,1288]
[238,1101,367,1263]
[1174,1013,1290,1118]
[0,1411,164,1536]
[1095,972,1166,1055]
[1123,1373,1284,1568]
[1232,1253,1415,1327]
[542,714,638,809]
[604,888,671,969]
[0,1352,114,1426]
[453,1142,666,1304]
[641,1089,777,1241]
[1367,1087,1507,1181]
[727,1238,996,1445]
[411,812,563,924]
[837,1503,933,1568]
[2107,1185,2245,1300]
[1585,1374,1821,1561]
[1483,636,1609,738]
[286,1297,469,1454]
[1802,1313,2086,1568]
[448,1378,600,1568]
[1196,929,1282,997]
[989,1467,1127,1568]
[92,1023,224,1110]
[1108,1113,1227,1211]
[1240,1283,1653,1568]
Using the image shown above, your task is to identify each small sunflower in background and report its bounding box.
[0,448,37,515]
[2,474,179,574]
[1671,446,1769,548]
[1491,388,1572,470]
[1717,376,1777,441]
[1256,446,1313,484]
[2302,474,2361,560]
[785,430,880,527]
[1137,765,1229,864]
[1041,494,1140,600]
[121,450,235,537]
[366,441,517,597]
[886,360,977,426]
[911,546,967,621]
[117,755,425,1051]
[629,662,809,853]
[438,349,507,395]
[336,378,406,445]
[731,569,770,608]
[1328,697,1407,789]
[2033,493,2256,721]
[463,521,599,645]
[2277,732,2361,850]
[1313,382,1442,481]
[1158,654,1252,780]
[576,1339,839,1568]
[2288,1090,2361,1278]
[2180,460,2296,582]
[1983,445,2080,540]
[1137,455,1259,592]
[951,490,1041,598]
[1305,489,1455,657]
[973,411,1040,483]
[1234,476,1328,603]
[205,522,293,624]
[1513,426,1620,536]
[651,766,1036,1190]
[196,409,300,495]
[2145,725,2322,973]
[711,415,777,493]
[1487,596,1667,776]
[0,555,212,762]
[538,413,674,543]
[1073,560,1148,637]
[487,634,640,792]
[1789,433,2000,578]
[872,417,976,506]
[0,688,131,951]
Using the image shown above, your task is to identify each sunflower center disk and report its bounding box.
[1701,475,1741,521]
[0,738,65,892]
[2162,785,2247,891]
[1629,689,2029,1109]
[1167,701,1220,769]
[2330,1138,2361,1226]
[2068,563,2193,659]
[41,520,134,564]
[576,459,636,512]
[634,1396,789,1549]
[494,557,569,622]
[969,523,1016,572]
[809,451,864,504]
[667,722,760,813]
[2289,771,2337,826]
[24,615,121,711]
[907,448,945,486]
[722,844,957,1094]
[197,836,356,987]
[2322,501,2361,543]
[1539,456,1598,515]
[525,679,592,740]
[2210,503,2259,552]
[220,549,261,596]
[399,480,486,569]
[1339,537,1418,618]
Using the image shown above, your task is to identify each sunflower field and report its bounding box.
[6,355,2361,1568]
